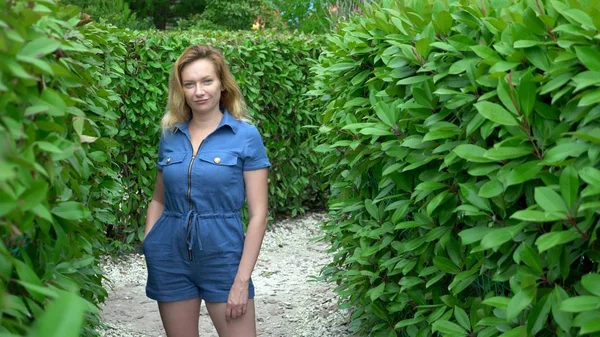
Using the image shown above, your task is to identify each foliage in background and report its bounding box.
[125,0,277,31]
[1,0,126,336]
[175,0,266,31]
[59,0,153,30]
[108,29,326,250]
[312,0,600,336]
[267,0,373,34]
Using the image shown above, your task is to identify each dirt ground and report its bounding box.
[98,213,352,337]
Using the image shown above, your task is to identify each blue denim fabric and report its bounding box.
[143,109,270,302]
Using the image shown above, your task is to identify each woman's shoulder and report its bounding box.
[237,120,262,137]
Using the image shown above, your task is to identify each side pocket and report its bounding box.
[143,215,173,259]
[143,214,165,242]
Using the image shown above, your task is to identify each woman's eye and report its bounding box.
[184,83,194,88]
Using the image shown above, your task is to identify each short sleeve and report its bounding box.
[242,125,271,171]
[156,133,165,172]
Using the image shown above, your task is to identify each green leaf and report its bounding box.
[581,317,600,334]
[449,59,477,74]
[36,141,63,154]
[573,311,600,328]
[374,101,394,127]
[511,210,566,222]
[568,129,600,144]
[536,230,581,252]
[26,292,89,337]
[460,183,492,211]
[19,180,48,211]
[561,8,597,30]
[572,71,600,92]
[581,274,600,297]
[454,306,471,331]
[518,73,537,116]
[527,294,551,335]
[535,186,568,213]
[433,256,460,274]
[484,147,532,160]
[480,225,523,250]
[19,37,61,58]
[14,260,42,287]
[432,320,468,336]
[454,144,493,163]
[394,316,425,329]
[497,79,518,114]
[328,62,359,72]
[397,76,430,85]
[474,101,519,126]
[575,46,600,72]
[551,286,573,332]
[519,243,542,274]
[51,202,90,220]
[559,166,578,209]
[368,282,386,302]
[471,45,501,61]
[579,89,600,107]
[544,143,588,163]
[459,227,493,245]
[580,167,600,187]
[0,189,17,217]
[16,280,58,299]
[39,89,67,116]
[559,296,600,312]
[478,179,504,198]
[435,10,453,34]
[482,296,510,309]
[505,161,543,186]
[498,325,526,337]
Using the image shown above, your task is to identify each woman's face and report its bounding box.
[180,58,223,116]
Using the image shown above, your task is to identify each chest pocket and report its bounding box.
[196,152,240,189]
[198,152,238,166]
[158,152,187,171]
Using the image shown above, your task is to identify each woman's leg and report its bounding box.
[205,299,256,337]
[158,298,202,337]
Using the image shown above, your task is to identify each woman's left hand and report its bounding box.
[226,278,249,321]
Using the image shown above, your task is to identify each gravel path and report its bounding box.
[98,213,352,337]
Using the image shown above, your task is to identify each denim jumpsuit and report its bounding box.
[143,109,270,303]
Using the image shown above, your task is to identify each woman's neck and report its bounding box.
[188,109,222,132]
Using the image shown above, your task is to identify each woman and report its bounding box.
[143,44,270,337]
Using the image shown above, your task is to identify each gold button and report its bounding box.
[214,157,221,164]
[166,157,171,164]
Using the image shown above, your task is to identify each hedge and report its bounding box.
[312,0,600,336]
[1,0,326,335]
[0,1,126,336]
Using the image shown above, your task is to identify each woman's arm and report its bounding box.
[227,168,269,319]
[236,168,269,281]
[144,172,165,239]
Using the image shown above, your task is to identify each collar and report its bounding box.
[175,109,240,137]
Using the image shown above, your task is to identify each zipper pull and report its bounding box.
[188,248,193,261]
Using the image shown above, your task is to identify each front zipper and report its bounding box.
[186,140,203,261]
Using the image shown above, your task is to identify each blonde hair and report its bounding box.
[161,45,248,130]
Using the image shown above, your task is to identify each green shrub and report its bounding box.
[1,0,125,336]
[109,29,326,249]
[60,0,153,30]
[312,0,600,336]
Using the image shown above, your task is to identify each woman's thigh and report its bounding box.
[158,298,202,337]
[205,299,256,337]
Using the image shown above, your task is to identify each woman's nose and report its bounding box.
[195,84,204,96]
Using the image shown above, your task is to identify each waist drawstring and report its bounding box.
[185,210,203,253]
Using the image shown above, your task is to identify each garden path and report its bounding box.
[98,213,351,337]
